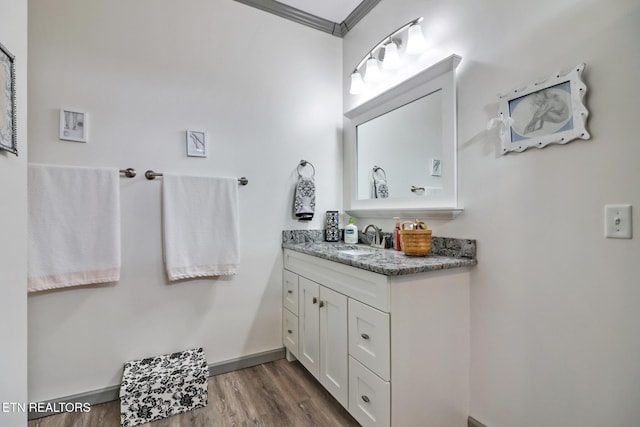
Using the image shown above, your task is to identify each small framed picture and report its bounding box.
[498,63,590,154]
[0,41,17,156]
[59,109,88,142]
[186,130,206,157]
[430,159,442,176]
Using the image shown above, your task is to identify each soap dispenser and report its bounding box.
[344,217,358,244]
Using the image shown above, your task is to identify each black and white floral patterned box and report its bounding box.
[119,347,208,427]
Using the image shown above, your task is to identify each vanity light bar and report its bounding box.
[352,17,423,72]
[350,17,426,95]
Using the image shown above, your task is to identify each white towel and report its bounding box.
[162,174,239,280]
[28,164,121,292]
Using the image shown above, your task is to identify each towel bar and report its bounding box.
[144,170,248,185]
[119,168,136,178]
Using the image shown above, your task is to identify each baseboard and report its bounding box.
[28,347,285,420]
[469,416,488,427]
[207,347,285,376]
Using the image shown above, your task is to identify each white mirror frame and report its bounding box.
[343,54,463,219]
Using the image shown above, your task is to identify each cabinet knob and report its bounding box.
[312,297,318,304]
[287,329,293,334]
[319,300,325,308]
[287,290,293,294]
[361,333,370,340]
[361,395,370,403]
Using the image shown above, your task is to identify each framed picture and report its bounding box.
[0,42,17,156]
[59,109,88,142]
[430,158,442,176]
[498,63,589,154]
[186,130,206,157]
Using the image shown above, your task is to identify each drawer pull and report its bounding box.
[319,300,325,308]
[287,329,293,334]
[361,395,370,403]
[312,297,318,304]
[361,333,370,340]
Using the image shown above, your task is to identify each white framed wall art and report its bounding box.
[59,108,88,142]
[186,130,206,157]
[497,63,590,154]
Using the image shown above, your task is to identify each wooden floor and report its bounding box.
[28,359,360,427]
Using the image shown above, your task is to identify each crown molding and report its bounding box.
[233,0,380,37]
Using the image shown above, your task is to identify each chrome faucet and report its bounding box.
[364,224,387,249]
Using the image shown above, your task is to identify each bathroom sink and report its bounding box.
[337,247,378,256]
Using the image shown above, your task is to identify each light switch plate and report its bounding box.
[604,204,632,239]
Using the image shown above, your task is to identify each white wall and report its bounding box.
[27,0,343,401]
[344,0,640,426]
[0,0,28,425]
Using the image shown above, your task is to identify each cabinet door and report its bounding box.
[319,286,348,408]
[283,270,298,315]
[298,277,320,378]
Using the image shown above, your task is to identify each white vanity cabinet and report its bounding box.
[283,268,350,408]
[283,248,471,427]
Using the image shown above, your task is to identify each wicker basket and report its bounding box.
[399,221,432,257]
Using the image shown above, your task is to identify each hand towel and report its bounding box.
[374,177,389,199]
[28,164,121,292]
[294,175,315,221]
[372,167,389,199]
[162,174,239,280]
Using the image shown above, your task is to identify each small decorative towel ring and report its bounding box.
[372,166,387,181]
[297,160,316,178]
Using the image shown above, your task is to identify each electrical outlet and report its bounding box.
[604,204,632,239]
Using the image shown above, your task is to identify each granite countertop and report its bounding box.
[282,230,477,276]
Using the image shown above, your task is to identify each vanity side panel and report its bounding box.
[390,268,470,427]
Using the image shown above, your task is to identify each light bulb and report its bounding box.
[349,71,364,95]
[406,23,427,55]
[364,57,382,83]
[382,42,401,70]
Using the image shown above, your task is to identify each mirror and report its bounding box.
[356,89,442,200]
[344,54,462,219]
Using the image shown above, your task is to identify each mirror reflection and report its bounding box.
[356,89,443,200]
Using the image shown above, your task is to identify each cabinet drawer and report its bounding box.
[349,356,390,427]
[283,270,298,315]
[282,308,298,356]
[348,299,390,381]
